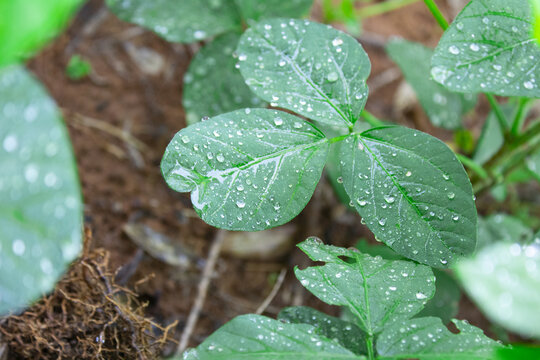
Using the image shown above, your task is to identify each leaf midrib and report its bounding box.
[251,26,353,127]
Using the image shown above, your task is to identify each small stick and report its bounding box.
[255,268,287,315]
[176,229,226,355]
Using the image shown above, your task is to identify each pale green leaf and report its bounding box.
[234,0,313,21]
[477,214,533,250]
[183,314,366,360]
[339,126,477,268]
[278,306,367,355]
[295,238,435,335]
[386,39,476,130]
[473,103,515,165]
[183,32,266,125]
[0,66,83,314]
[105,0,241,43]
[431,0,540,97]
[526,149,540,181]
[237,18,370,127]
[377,317,502,359]
[161,109,328,231]
[456,242,540,339]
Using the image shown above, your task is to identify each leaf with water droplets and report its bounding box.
[377,317,502,359]
[456,242,540,339]
[183,32,266,125]
[0,66,83,315]
[278,306,368,355]
[354,240,461,325]
[386,39,476,130]
[105,0,241,43]
[416,270,461,325]
[237,18,370,127]
[234,0,314,21]
[431,0,540,97]
[0,0,82,67]
[339,126,477,268]
[295,238,435,336]
[183,314,366,359]
[161,108,328,231]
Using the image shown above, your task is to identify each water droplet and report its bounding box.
[416,292,427,299]
[216,154,225,162]
[327,72,338,82]
[213,130,221,137]
[524,81,534,90]
[12,239,25,256]
[236,200,246,208]
[357,199,367,207]
[193,30,206,40]
[236,184,244,191]
[452,215,459,221]
[440,259,448,265]
[2,134,17,152]
[447,192,455,200]
[448,45,460,55]
[384,195,395,204]
[442,173,450,180]
[238,54,247,61]
[405,171,412,177]
[278,59,286,67]
[378,218,387,226]
[332,38,343,46]
[274,117,283,126]
[181,135,190,144]
[336,176,343,184]
[469,43,480,52]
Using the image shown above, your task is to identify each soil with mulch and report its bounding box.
[2,0,530,358]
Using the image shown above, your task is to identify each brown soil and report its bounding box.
[2,0,517,358]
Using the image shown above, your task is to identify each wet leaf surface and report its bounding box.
[339,126,477,268]
[0,66,82,314]
[161,108,328,231]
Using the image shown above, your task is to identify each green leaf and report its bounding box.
[65,54,91,80]
[377,317,502,359]
[339,126,477,268]
[278,306,367,355]
[183,32,266,125]
[0,66,83,314]
[234,0,313,21]
[237,18,370,127]
[183,314,366,360]
[473,104,515,165]
[0,0,82,67]
[161,109,328,231]
[478,214,533,250]
[431,0,540,97]
[386,39,476,130]
[416,270,461,325]
[295,238,435,335]
[526,149,540,182]
[533,0,540,44]
[105,0,241,43]
[495,345,540,360]
[353,240,461,324]
[456,242,540,339]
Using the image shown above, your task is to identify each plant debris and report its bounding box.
[0,229,176,360]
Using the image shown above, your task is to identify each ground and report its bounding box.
[3,0,506,358]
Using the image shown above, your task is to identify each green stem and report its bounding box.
[365,336,375,360]
[361,110,385,127]
[485,94,509,134]
[422,0,449,29]
[510,98,531,136]
[456,154,488,179]
[357,0,421,19]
